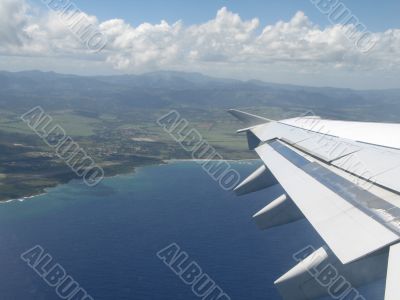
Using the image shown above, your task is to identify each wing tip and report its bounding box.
[227,109,272,125]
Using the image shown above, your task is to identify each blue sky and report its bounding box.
[3,0,400,88]
[63,0,400,31]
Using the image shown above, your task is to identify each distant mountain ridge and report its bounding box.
[1,70,400,121]
[0,69,381,91]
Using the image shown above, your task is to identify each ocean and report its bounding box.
[0,161,385,299]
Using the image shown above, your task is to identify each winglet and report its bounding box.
[227,109,271,126]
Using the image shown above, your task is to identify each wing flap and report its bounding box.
[249,120,400,195]
[255,141,400,264]
[250,121,361,162]
[294,135,360,162]
[281,117,400,149]
[251,122,312,144]
[333,147,400,194]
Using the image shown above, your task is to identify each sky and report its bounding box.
[1,0,400,89]
[68,0,400,32]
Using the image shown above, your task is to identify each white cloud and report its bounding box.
[0,0,400,88]
[0,0,31,51]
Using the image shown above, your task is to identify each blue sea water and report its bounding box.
[0,161,385,300]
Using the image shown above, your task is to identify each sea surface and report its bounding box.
[0,161,385,299]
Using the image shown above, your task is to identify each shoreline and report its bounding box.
[0,193,47,205]
[166,158,260,162]
[1,158,259,204]
[0,162,148,204]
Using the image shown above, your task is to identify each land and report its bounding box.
[1,70,400,201]
[0,108,253,200]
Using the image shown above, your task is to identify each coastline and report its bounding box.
[166,158,260,162]
[0,193,47,204]
[0,160,159,204]
[1,158,259,204]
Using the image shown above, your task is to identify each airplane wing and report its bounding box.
[229,109,400,300]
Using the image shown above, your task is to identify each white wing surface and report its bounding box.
[229,109,400,300]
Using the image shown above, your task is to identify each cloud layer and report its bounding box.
[1,0,400,88]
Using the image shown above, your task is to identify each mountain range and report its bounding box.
[1,70,400,121]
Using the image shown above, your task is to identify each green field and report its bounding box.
[0,106,262,201]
